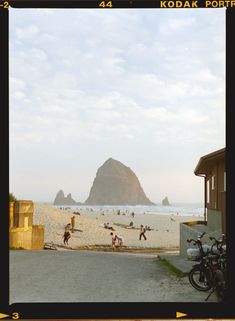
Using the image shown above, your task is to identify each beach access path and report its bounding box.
[10,250,216,303]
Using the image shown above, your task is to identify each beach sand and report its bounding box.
[34,203,198,251]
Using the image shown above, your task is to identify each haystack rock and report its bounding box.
[54,190,78,205]
[162,196,171,206]
[85,158,155,205]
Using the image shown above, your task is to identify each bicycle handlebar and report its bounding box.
[209,235,226,254]
[200,232,206,238]
[187,232,206,244]
[209,236,218,242]
[187,239,201,246]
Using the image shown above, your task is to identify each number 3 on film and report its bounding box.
[12,312,20,320]
[99,1,113,7]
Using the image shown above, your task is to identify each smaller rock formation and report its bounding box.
[54,190,79,205]
[162,196,171,206]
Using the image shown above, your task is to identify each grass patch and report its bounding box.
[159,257,184,277]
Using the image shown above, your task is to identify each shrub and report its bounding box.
[9,193,17,202]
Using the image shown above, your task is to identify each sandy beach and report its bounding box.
[33,203,197,251]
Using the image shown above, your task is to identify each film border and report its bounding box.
[0,2,235,319]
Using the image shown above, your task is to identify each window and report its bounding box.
[207,179,210,203]
[224,172,226,191]
[212,175,215,190]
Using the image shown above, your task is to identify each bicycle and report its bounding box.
[187,233,226,301]
[205,235,226,301]
[187,232,212,291]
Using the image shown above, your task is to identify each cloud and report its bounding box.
[15,24,39,39]
[9,8,225,202]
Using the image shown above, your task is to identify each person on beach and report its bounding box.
[110,232,116,250]
[71,216,76,233]
[139,224,147,240]
[116,234,124,247]
[63,224,71,245]
[110,232,124,250]
[65,223,72,230]
[104,222,115,231]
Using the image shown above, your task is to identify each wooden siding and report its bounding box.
[206,159,226,233]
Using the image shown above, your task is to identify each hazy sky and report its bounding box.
[9,8,225,204]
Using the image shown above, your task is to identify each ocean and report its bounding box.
[53,203,204,217]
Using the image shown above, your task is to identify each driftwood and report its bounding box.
[73,228,83,232]
[113,222,139,230]
[44,242,57,250]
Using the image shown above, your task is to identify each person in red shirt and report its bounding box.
[110,232,124,250]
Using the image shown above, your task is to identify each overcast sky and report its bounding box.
[9,8,225,204]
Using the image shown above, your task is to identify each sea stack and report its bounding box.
[162,196,171,206]
[85,158,155,205]
[54,190,78,205]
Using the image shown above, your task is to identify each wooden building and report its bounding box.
[180,147,225,256]
[194,148,226,234]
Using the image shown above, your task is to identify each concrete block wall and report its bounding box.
[14,200,34,228]
[31,225,45,250]
[9,200,45,250]
[10,227,33,250]
[14,200,34,214]
[180,222,203,256]
[180,221,222,257]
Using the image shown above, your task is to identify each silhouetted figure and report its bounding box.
[139,225,147,240]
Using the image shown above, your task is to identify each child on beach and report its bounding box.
[110,232,124,250]
[110,232,116,250]
[63,224,71,245]
[116,234,124,247]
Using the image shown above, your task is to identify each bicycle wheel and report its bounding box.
[188,266,212,291]
[215,270,226,301]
